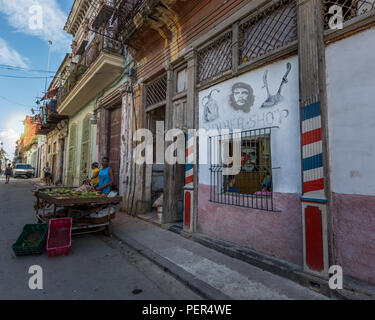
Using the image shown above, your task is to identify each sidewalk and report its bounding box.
[112,213,329,300]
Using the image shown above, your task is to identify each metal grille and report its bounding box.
[239,0,297,65]
[323,0,375,29]
[197,31,232,84]
[146,75,167,107]
[209,128,274,211]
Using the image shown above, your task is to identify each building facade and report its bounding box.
[20,0,375,291]
[112,0,375,289]
[58,0,128,187]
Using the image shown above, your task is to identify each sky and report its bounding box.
[0,0,75,159]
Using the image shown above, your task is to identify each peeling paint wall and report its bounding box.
[326,27,375,284]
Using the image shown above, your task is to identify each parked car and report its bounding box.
[13,164,34,178]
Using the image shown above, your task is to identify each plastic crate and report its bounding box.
[12,224,48,256]
[47,218,72,258]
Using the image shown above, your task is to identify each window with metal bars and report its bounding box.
[146,75,167,108]
[209,128,274,211]
[323,0,375,29]
[197,31,232,85]
[239,0,297,65]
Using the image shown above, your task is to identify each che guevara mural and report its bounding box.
[198,56,302,195]
[200,58,298,132]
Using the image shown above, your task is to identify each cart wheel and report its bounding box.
[104,224,113,237]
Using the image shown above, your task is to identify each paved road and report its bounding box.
[0,177,201,300]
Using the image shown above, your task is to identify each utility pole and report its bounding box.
[44,40,53,95]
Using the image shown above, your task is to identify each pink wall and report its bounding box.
[332,193,375,285]
[197,184,303,266]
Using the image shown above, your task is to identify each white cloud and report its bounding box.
[0,112,26,158]
[0,0,71,51]
[0,38,29,68]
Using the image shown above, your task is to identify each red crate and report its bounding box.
[47,218,72,258]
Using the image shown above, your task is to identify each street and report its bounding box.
[0,177,201,300]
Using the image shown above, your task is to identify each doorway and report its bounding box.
[108,106,122,190]
[148,106,166,207]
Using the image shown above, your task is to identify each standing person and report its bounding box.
[96,157,113,195]
[84,162,100,187]
[43,162,52,186]
[5,164,12,184]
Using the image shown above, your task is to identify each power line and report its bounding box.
[0,96,32,108]
[0,74,54,79]
[0,64,57,74]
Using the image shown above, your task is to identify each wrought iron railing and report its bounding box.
[57,31,123,107]
[115,0,148,36]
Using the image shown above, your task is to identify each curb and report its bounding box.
[111,231,232,300]
[189,232,337,298]
[189,233,375,300]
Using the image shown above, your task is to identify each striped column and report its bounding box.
[298,0,332,281]
[302,101,325,196]
[184,132,195,232]
[301,101,329,278]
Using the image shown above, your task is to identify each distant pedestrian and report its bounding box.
[5,164,12,184]
[43,162,52,186]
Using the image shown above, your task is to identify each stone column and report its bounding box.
[297,0,333,281]
[163,63,178,223]
[183,48,197,233]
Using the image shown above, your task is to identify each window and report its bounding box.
[197,31,232,85]
[209,128,274,211]
[146,74,167,109]
[16,164,31,169]
[239,0,297,65]
[176,68,187,93]
[323,0,375,29]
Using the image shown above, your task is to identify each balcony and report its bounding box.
[35,101,68,135]
[57,33,125,116]
[115,0,149,39]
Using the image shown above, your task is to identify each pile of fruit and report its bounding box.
[21,232,43,247]
[46,188,103,199]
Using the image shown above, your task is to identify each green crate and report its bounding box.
[12,223,48,256]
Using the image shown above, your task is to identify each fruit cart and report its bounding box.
[33,187,122,236]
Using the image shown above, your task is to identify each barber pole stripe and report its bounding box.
[184,133,195,231]
[185,133,195,189]
[303,141,322,159]
[301,101,325,195]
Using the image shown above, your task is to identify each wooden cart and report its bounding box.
[33,187,122,236]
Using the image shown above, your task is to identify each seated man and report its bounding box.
[227,176,240,193]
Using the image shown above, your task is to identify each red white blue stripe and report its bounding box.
[301,102,324,194]
[185,133,194,189]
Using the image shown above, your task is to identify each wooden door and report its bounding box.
[109,107,121,190]
[67,123,77,186]
[80,114,91,184]
[52,154,57,183]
